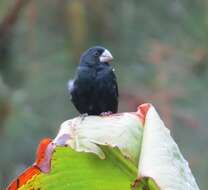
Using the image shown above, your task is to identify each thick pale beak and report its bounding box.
[99,49,113,63]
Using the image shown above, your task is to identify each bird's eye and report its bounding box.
[94,52,100,57]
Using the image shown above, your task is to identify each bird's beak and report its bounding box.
[99,49,114,63]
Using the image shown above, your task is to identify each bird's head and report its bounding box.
[80,46,113,66]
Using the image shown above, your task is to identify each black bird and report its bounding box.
[68,46,118,115]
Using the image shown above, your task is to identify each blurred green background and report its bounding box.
[0,0,207,189]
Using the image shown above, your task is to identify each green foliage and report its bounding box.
[18,146,160,190]
[20,147,137,190]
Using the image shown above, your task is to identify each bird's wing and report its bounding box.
[95,68,119,113]
[107,68,119,112]
[109,68,119,98]
[110,70,119,105]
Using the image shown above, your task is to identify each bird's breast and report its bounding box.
[96,65,112,75]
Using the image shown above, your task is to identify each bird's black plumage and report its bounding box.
[69,46,118,115]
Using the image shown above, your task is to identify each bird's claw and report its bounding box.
[100,111,112,117]
[80,113,88,121]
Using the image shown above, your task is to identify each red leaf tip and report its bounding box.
[137,103,151,125]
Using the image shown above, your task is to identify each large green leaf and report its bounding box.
[19,147,137,190]
[7,104,200,190]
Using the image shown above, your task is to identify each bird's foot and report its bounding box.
[79,113,88,121]
[100,111,113,117]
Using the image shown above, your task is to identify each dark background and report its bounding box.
[0,0,207,189]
